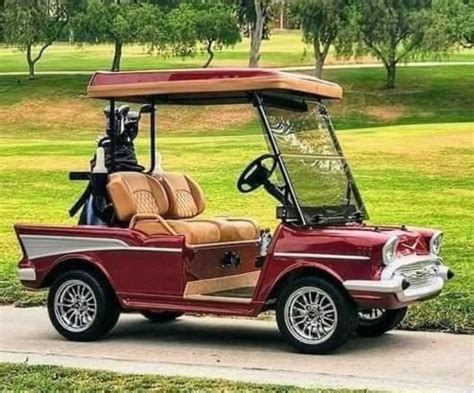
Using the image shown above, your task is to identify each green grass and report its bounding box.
[0,66,472,332]
[0,30,472,72]
[0,363,360,392]
[1,64,473,131]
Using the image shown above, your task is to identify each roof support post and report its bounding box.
[109,99,116,172]
[149,99,156,173]
[252,93,307,226]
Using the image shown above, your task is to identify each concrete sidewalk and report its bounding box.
[0,306,472,392]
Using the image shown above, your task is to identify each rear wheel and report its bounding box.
[276,277,358,354]
[356,308,407,337]
[140,311,183,323]
[47,270,120,341]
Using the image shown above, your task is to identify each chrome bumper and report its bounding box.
[343,255,453,303]
[18,268,36,281]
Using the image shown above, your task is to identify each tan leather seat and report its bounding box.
[157,172,260,242]
[107,172,220,244]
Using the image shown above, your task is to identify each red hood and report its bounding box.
[274,224,433,259]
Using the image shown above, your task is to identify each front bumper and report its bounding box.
[343,255,453,305]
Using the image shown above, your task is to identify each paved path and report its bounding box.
[0,306,472,392]
[0,61,472,76]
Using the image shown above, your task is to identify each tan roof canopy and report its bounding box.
[87,68,343,101]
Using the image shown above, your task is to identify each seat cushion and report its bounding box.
[168,220,220,244]
[134,218,220,244]
[209,218,260,242]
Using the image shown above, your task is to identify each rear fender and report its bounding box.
[41,254,116,290]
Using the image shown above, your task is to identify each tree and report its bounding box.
[456,0,474,48]
[291,0,350,78]
[431,0,474,49]
[3,0,71,79]
[72,0,165,72]
[344,0,447,89]
[189,0,241,68]
[235,0,273,67]
[0,0,5,43]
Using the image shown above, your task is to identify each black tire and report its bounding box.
[276,276,358,354]
[47,270,120,342]
[140,311,183,323]
[356,307,407,337]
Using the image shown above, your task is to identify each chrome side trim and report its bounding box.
[18,268,36,281]
[273,252,370,261]
[19,234,182,260]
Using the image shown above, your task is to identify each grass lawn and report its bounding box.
[0,363,359,392]
[0,66,472,332]
[0,30,473,72]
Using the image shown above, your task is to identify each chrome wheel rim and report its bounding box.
[359,309,385,323]
[284,286,337,345]
[54,279,97,333]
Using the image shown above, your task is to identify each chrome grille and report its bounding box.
[396,261,437,288]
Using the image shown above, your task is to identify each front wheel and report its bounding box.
[356,308,407,337]
[276,277,358,354]
[47,270,120,342]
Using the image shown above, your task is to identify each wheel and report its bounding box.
[47,270,120,341]
[140,311,183,323]
[276,276,358,354]
[356,307,407,337]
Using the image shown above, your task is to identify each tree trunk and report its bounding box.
[26,44,36,80]
[313,40,329,79]
[385,61,397,89]
[249,0,265,68]
[203,39,214,68]
[111,40,122,72]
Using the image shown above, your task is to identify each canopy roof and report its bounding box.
[87,68,342,102]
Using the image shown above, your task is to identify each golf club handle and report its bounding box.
[69,171,90,181]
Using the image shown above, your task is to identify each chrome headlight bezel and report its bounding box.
[429,231,443,255]
[382,236,398,265]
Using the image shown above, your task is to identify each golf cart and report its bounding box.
[15,69,453,354]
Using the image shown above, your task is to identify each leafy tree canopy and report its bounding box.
[71,0,167,71]
[3,0,74,79]
[340,0,451,88]
[291,0,350,78]
[167,0,241,67]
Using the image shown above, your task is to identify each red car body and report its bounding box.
[16,222,449,314]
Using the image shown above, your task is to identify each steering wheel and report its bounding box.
[237,154,277,193]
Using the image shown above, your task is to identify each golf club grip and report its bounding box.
[69,171,90,181]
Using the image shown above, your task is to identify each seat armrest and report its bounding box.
[129,214,177,236]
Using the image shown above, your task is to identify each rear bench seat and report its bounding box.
[107,172,259,245]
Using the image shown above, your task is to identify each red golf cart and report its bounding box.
[15,69,453,354]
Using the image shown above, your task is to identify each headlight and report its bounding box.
[382,236,398,265]
[430,232,443,255]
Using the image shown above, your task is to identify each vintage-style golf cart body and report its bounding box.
[15,69,453,354]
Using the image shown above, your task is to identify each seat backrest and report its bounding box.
[107,172,169,222]
[156,172,205,219]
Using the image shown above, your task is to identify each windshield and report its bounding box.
[262,99,367,224]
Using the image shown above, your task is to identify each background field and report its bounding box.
[1,30,473,72]
[0,60,472,332]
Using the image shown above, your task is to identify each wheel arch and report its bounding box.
[265,265,351,304]
[41,256,116,295]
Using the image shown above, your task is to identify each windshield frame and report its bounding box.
[254,92,367,226]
